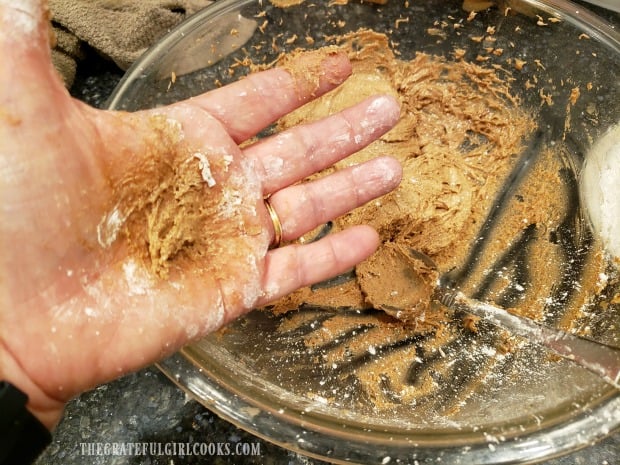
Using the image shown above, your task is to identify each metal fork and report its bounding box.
[409,249,620,390]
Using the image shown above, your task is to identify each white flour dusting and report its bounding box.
[97,203,129,248]
[192,152,217,187]
[0,1,42,34]
[122,259,153,296]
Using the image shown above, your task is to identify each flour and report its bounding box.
[122,258,154,296]
[580,123,620,259]
[192,152,217,187]
[0,0,42,35]
[96,203,129,248]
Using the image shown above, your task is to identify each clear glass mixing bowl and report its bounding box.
[107,0,620,463]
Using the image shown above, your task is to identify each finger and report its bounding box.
[180,51,352,143]
[246,95,401,194]
[267,156,402,242]
[1,3,48,51]
[257,225,380,305]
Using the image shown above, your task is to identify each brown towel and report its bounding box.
[49,0,212,87]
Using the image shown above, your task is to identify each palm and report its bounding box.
[0,4,401,429]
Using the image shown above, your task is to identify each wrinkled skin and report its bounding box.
[0,1,402,429]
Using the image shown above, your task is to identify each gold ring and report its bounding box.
[264,196,283,249]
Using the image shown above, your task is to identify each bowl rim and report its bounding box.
[106,0,620,111]
[108,0,620,463]
[158,350,620,464]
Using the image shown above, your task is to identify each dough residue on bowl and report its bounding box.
[251,27,611,411]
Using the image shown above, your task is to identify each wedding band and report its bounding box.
[264,196,283,249]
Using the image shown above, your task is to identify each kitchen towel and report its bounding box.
[49,0,212,87]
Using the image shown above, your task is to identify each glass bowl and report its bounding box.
[107,0,620,463]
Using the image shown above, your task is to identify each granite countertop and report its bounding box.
[37,1,619,464]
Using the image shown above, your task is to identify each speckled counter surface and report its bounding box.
[37,2,618,464]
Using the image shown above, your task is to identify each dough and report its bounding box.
[268,30,534,329]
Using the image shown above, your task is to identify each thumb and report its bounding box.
[1,1,70,118]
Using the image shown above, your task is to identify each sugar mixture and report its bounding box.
[267,30,566,330]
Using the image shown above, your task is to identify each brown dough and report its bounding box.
[267,30,534,329]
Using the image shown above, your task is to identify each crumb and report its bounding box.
[427,28,447,39]
[463,315,480,332]
[569,86,580,105]
[539,88,553,106]
[514,58,526,70]
[395,17,410,29]
[454,48,467,59]
[166,71,177,92]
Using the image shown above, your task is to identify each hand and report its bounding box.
[0,2,402,428]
